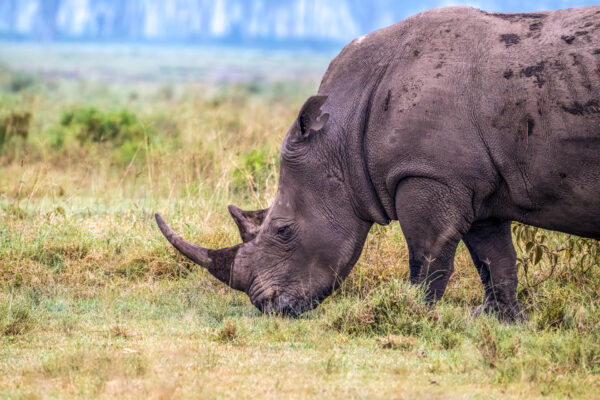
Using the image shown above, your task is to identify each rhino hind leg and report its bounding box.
[463,219,525,322]
[395,178,473,303]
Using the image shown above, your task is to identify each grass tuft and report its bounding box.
[329,280,431,335]
[215,320,239,343]
[0,291,34,336]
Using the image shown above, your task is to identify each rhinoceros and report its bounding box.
[156,6,600,321]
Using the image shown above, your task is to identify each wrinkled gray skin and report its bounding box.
[157,6,600,320]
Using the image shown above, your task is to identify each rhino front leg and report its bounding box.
[395,178,473,302]
[463,219,525,321]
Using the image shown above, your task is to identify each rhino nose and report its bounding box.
[257,295,300,317]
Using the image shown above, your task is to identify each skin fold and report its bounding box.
[157,6,600,321]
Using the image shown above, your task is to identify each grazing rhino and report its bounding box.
[156,6,600,321]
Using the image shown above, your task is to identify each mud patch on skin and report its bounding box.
[527,116,535,136]
[571,54,581,66]
[592,49,600,55]
[485,12,546,20]
[521,62,546,88]
[562,100,600,115]
[384,90,391,111]
[529,22,543,31]
[570,53,593,91]
[561,35,576,44]
[500,33,520,47]
[492,100,526,130]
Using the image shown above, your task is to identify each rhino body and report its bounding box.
[157,6,600,320]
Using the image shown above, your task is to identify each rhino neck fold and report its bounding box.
[328,65,392,226]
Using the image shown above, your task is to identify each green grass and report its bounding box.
[0,43,599,399]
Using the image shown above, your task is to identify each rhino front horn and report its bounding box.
[155,213,247,291]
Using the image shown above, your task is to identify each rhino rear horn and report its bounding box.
[155,213,247,290]
[227,205,268,242]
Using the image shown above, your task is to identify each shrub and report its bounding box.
[0,111,32,153]
[9,71,36,92]
[232,147,278,197]
[59,107,149,163]
[535,285,569,330]
[512,223,600,302]
[0,291,35,336]
[61,107,143,145]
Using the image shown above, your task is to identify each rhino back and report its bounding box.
[319,6,600,238]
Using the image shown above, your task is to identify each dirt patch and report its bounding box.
[561,35,576,44]
[384,90,391,111]
[529,22,543,31]
[485,12,546,20]
[521,62,546,88]
[499,34,520,47]
[562,100,600,115]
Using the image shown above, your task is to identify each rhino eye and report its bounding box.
[276,225,294,242]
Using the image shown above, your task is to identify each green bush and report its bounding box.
[512,223,600,306]
[47,127,65,150]
[232,147,278,197]
[9,71,36,92]
[58,107,149,163]
[535,285,569,330]
[61,107,143,145]
[0,111,31,154]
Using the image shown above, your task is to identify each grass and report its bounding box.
[0,43,599,399]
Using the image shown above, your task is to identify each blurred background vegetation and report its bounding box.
[0,44,324,203]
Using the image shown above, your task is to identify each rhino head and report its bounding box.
[156,95,373,315]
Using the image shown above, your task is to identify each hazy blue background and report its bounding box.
[1,0,598,49]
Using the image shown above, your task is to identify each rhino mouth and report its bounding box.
[251,287,333,317]
[255,295,318,317]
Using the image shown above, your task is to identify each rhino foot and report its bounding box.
[471,300,527,322]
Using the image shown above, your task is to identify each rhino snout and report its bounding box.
[253,292,318,317]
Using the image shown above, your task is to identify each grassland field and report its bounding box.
[0,43,599,399]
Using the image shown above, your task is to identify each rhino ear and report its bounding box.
[228,205,268,242]
[295,95,329,140]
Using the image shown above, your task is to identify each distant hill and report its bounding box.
[0,0,595,48]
